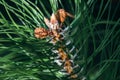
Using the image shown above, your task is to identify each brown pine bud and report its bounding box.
[56,9,74,23]
[34,27,48,39]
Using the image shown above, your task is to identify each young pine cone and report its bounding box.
[34,27,49,39]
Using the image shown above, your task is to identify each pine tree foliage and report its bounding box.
[0,0,120,80]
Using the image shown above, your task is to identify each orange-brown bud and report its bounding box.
[58,48,68,60]
[34,27,48,39]
[56,9,74,23]
[64,60,73,74]
[50,13,58,24]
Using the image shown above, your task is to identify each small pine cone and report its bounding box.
[64,60,72,67]
[64,59,74,74]
[58,48,68,61]
[56,9,74,23]
[34,27,48,39]
[64,65,73,74]
[56,9,67,23]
